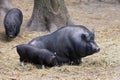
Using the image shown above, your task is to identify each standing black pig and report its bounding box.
[4,8,23,38]
[16,44,58,68]
[28,25,100,65]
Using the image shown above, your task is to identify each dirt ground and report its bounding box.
[0,0,120,80]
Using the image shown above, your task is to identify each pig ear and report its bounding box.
[54,52,56,55]
[52,55,56,58]
[91,29,95,34]
[91,29,95,37]
[50,56,56,61]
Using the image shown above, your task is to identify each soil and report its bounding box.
[0,0,120,80]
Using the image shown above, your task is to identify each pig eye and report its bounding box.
[91,37,94,40]
[89,35,94,41]
[86,37,94,42]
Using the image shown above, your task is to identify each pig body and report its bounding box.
[29,25,100,65]
[4,8,23,38]
[16,44,58,67]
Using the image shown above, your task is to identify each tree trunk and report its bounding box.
[27,0,73,32]
[118,0,120,3]
[0,0,12,18]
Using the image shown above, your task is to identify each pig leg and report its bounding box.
[20,61,24,66]
[73,58,82,65]
[19,57,25,66]
[41,65,45,69]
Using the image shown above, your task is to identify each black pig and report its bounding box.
[28,25,100,65]
[4,8,23,38]
[16,44,58,68]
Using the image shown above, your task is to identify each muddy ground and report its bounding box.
[0,0,120,80]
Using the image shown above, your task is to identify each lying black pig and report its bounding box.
[28,25,100,65]
[4,8,23,38]
[16,44,58,68]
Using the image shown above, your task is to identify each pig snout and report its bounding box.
[91,42,100,53]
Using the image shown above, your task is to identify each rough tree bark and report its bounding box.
[0,0,12,18]
[118,0,120,3]
[27,0,73,32]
